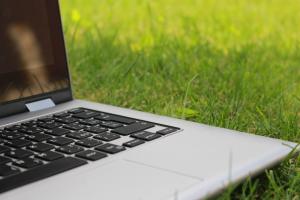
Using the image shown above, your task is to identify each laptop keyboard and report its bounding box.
[0,108,180,193]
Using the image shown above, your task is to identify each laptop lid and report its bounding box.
[0,0,72,118]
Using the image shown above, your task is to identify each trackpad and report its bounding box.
[124,130,282,179]
[6,160,199,200]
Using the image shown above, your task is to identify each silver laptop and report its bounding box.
[0,0,298,199]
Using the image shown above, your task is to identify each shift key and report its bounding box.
[112,122,154,136]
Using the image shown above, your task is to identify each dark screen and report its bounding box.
[0,0,69,103]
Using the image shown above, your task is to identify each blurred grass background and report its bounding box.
[60,0,300,198]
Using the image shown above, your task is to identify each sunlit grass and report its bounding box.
[60,0,300,198]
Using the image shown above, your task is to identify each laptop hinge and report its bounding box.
[25,98,56,112]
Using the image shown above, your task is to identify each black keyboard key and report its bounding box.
[0,145,10,153]
[44,127,70,136]
[5,125,23,132]
[68,108,85,114]
[157,128,178,135]
[123,139,145,148]
[112,122,154,136]
[66,131,93,140]
[13,158,43,169]
[73,110,99,119]
[94,114,110,121]
[108,116,136,124]
[26,133,52,142]
[38,122,62,129]
[76,150,107,161]
[84,126,107,134]
[0,165,20,177]
[75,138,102,148]
[100,121,123,129]
[56,145,84,154]
[48,137,74,146]
[79,119,101,126]
[22,120,38,127]
[96,114,135,124]
[5,139,31,148]
[63,123,85,131]
[5,149,33,159]
[36,151,64,161]
[38,117,54,123]
[55,117,78,124]
[0,157,87,193]
[19,126,43,134]
[53,112,70,118]
[94,132,120,142]
[131,131,161,141]
[95,143,126,154]
[0,156,11,164]
[28,143,54,153]
[0,131,23,140]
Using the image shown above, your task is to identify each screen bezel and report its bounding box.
[0,0,73,118]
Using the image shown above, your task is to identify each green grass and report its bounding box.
[60,0,300,198]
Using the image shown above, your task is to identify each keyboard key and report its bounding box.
[66,131,93,140]
[75,138,102,148]
[53,112,70,118]
[56,145,84,154]
[123,139,145,148]
[112,122,154,136]
[94,132,120,142]
[63,123,85,131]
[5,139,31,148]
[38,122,62,129]
[100,121,123,129]
[76,150,107,161]
[131,131,161,141]
[68,108,85,114]
[36,151,64,161]
[0,156,11,164]
[84,126,107,134]
[13,158,43,169]
[79,119,101,126]
[19,126,43,134]
[0,131,23,140]
[5,149,33,159]
[55,117,78,124]
[5,125,23,132]
[95,143,126,154]
[0,157,87,193]
[38,117,54,123]
[0,145,10,153]
[22,120,38,127]
[48,137,74,146]
[96,114,135,124]
[28,143,54,153]
[26,133,52,142]
[94,114,110,121]
[73,110,99,119]
[44,127,70,136]
[0,165,20,177]
[157,128,178,135]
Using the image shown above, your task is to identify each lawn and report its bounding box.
[60,0,300,199]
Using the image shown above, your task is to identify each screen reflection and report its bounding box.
[0,0,69,103]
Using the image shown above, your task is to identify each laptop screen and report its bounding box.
[0,0,70,104]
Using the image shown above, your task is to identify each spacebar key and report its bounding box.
[112,122,154,135]
[0,157,87,193]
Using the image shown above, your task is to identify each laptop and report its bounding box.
[0,0,298,199]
